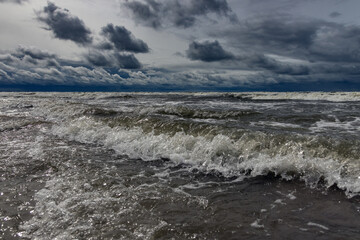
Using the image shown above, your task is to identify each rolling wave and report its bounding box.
[44,103,360,197]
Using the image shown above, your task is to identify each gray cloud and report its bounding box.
[14,46,56,60]
[185,38,309,76]
[308,24,360,63]
[217,16,319,54]
[124,0,162,29]
[185,14,360,79]
[329,11,341,18]
[84,23,148,69]
[186,40,234,62]
[123,0,236,29]
[34,3,147,69]
[240,54,310,75]
[34,3,146,70]
[100,24,149,53]
[212,15,360,64]
[36,2,92,45]
[85,51,112,67]
[185,40,310,75]
[0,54,18,65]
[85,51,142,69]
[114,53,142,69]
[0,0,28,4]
[96,41,114,51]
[0,45,60,69]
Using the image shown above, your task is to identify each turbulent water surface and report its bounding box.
[0,92,359,239]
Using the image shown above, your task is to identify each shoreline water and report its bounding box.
[0,92,359,239]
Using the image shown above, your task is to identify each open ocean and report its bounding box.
[0,92,359,239]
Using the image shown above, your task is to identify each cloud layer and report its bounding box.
[0,46,145,87]
[211,15,360,64]
[0,44,359,91]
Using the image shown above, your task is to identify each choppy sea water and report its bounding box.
[0,92,359,239]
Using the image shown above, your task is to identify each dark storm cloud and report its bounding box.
[124,0,162,28]
[185,39,309,76]
[186,40,234,62]
[113,53,142,69]
[184,41,310,75]
[85,51,112,67]
[212,15,360,64]
[0,0,28,4]
[85,51,142,69]
[34,2,147,69]
[329,11,341,18]
[191,0,231,15]
[0,45,61,69]
[84,23,147,69]
[308,24,360,63]
[96,41,114,51]
[184,11,360,79]
[241,54,310,75]
[217,16,319,53]
[14,46,56,60]
[100,24,149,53]
[0,54,18,65]
[123,0,236,29]
[36,2,92,45]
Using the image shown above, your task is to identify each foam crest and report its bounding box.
[225,92,360,102]
[155,105,259,119]
[311,117,360,136]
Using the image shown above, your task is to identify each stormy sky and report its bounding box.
[1,0,360,91]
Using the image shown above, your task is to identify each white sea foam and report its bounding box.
[227,92,360,102]
[307,222,329,230]
[274,199,286,205]
[287,192,297,200]
[252,121,302,129]
[310,117,360,135]
[250,219,264,229]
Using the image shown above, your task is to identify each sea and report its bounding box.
[0,92,359,239]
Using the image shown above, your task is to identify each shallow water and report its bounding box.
[0,92,359,239]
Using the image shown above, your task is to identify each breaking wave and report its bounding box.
[43,102,360,197]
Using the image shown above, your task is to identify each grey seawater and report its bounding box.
[0,92,359,239]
